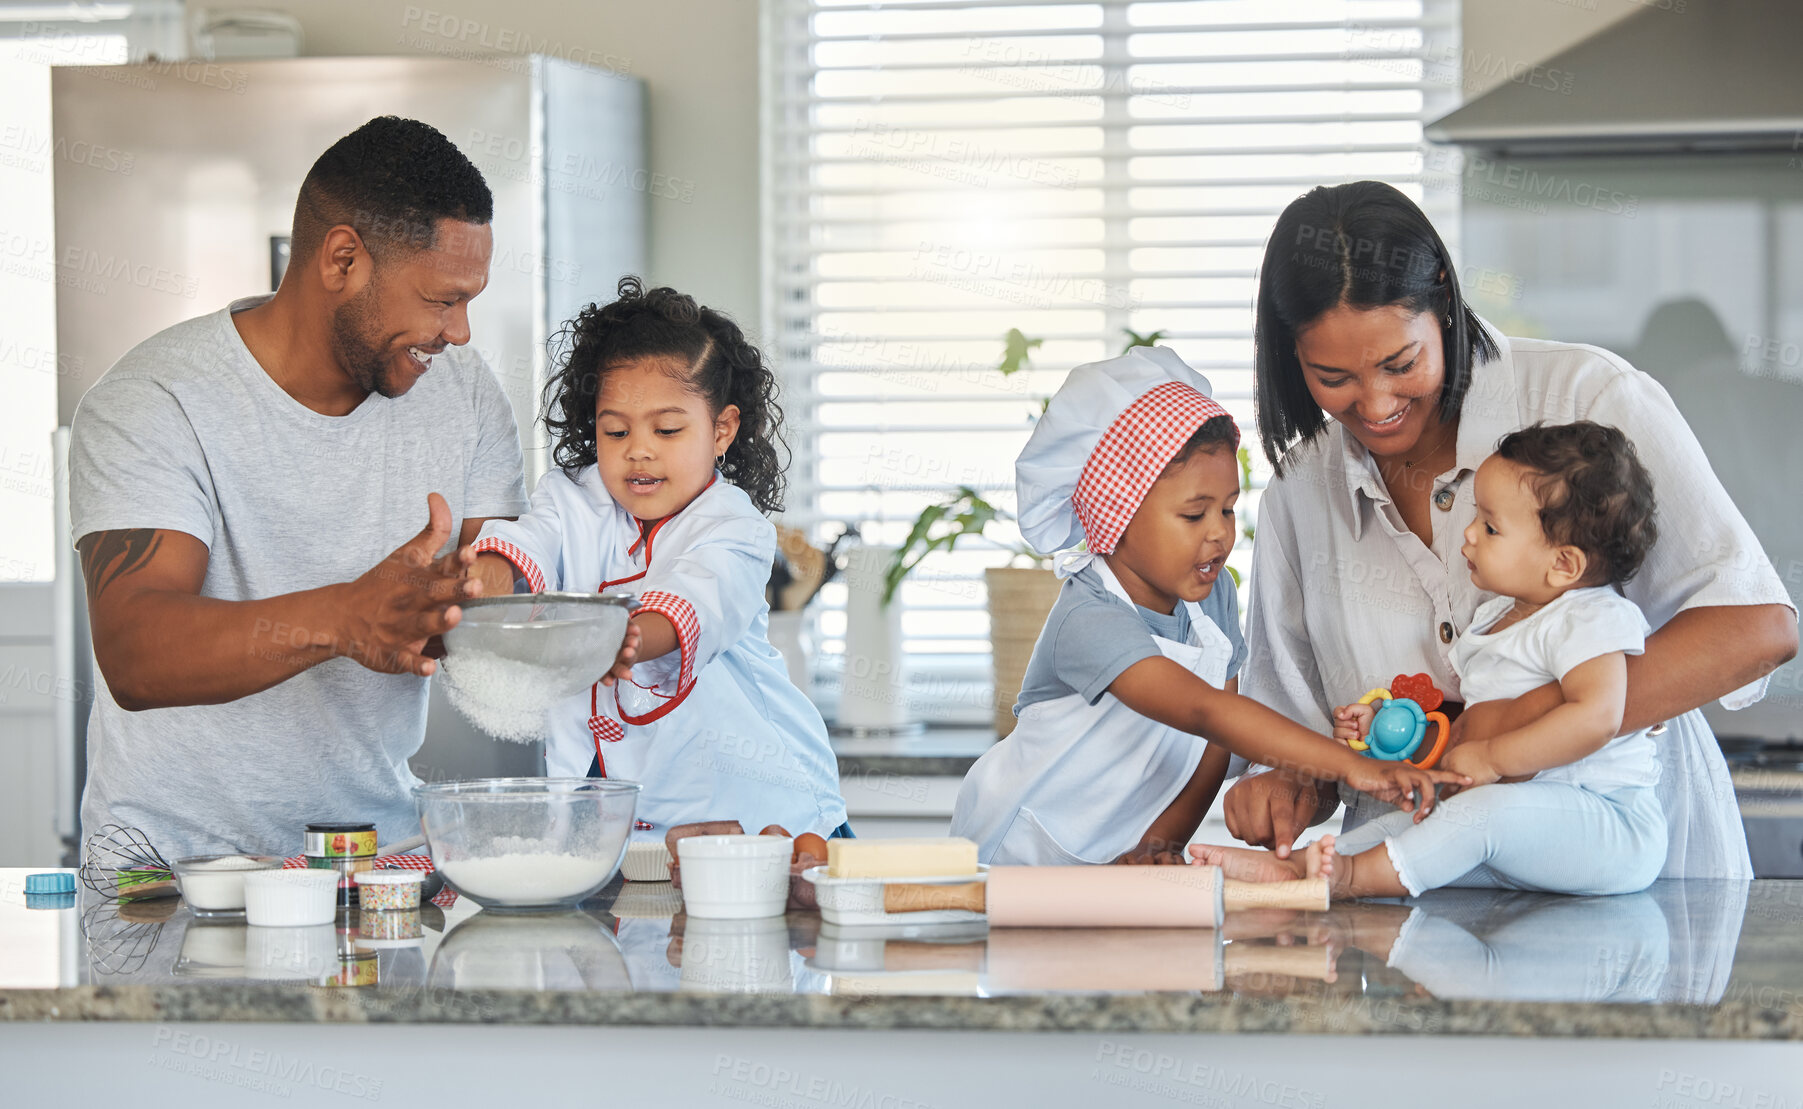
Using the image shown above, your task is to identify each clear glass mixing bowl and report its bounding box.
[415,778,641,912]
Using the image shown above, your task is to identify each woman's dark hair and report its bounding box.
[1253,181,1499,471]
[1494,421,1658,588]
[1163,415,1240,472]
[543,276,788,514]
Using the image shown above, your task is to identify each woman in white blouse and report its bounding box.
[1224,181,1797,880]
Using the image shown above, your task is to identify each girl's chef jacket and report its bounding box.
[475,467,848,840]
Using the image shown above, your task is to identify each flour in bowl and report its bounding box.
[438,853,619,904]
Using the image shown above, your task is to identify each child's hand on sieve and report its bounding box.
[598,621,643,687]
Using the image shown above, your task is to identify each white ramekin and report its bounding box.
[676,834,790,919]
[244,924,337,981]
[678,915,793,992]
[243,868,339,927]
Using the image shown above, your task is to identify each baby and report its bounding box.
[1196,421,1667,899]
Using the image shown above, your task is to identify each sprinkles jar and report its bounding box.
[353,869,424,911]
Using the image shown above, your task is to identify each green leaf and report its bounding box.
[999,328,1043,376]
[882,487,1003,604]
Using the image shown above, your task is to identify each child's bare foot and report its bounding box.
[1301,834,1335,884]
[1188,842,1306,883]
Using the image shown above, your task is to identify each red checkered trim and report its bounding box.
[283,852,458,906]
[1071,381,1238,554]
[589,713,624,745]
[632,590,699,695]
[471,537,545,593]
[281,853,434,872]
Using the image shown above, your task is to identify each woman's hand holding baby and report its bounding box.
[1438,741,1502,788]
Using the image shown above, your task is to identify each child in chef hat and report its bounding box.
[950,346,1467,867]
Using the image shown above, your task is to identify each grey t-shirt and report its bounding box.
[1016,562,1247,712]
[69,295,528,859]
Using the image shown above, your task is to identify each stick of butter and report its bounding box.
[827,837,980,879]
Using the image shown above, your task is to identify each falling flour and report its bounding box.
[438,648,575,743]
[438,852,620,904]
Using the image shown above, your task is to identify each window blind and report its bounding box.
[764,0,1463,725]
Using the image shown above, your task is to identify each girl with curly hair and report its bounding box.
[471,277,848,840]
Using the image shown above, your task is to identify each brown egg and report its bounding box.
[793,832,829,864]
[759,824,791,838]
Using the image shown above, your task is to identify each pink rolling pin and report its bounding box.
[883,865,1327,927]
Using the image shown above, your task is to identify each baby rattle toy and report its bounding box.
[1346,673,1450,769]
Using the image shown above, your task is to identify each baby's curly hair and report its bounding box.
[542,276,788,514]
[1494,421,1657,588]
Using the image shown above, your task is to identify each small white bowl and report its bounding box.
[677,835,790,919]
[172,854,283,915]
[244,869,339,927]
[678,915,793,993]
[621,841,673,882]
[245,924,337,981]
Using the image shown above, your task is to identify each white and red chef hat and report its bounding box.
[1016,345,1238,556]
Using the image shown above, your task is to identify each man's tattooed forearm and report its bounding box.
[81,529,163,598]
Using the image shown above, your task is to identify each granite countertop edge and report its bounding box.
[3,986,1800,1040]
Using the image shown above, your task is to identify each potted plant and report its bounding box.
[876,328,1076,738]
[881,485,1055,739]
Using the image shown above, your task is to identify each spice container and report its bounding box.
[304,822,376,902]
[326,933,379,987]
[352,869,424,911]
[171,854,282,916]
[358,908,423,942]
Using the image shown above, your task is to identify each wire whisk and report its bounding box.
[80,898,174,976]
[79,823,176,901]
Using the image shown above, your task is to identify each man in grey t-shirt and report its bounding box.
[69,118,528,859]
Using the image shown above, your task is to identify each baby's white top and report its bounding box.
[1451,585,1657,792]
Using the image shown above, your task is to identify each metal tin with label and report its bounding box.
[304,822,377,900]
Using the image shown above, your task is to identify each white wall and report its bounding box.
[249,0,761,328]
